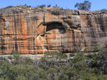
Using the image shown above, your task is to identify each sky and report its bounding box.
[0,0,107,11]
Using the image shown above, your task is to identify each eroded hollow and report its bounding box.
[46,22,67,34]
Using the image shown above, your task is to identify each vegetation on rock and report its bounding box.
[75,0,91,10]
[0,45,107,80]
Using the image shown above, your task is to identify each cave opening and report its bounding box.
[46,22,67,34]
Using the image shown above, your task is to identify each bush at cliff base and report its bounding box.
[0,49,107,80]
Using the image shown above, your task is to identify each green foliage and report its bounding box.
[100,9,107,14]
[89,47,107,74]
[0,49,107,80]
[75,0,91,10]
[70,53,88,70]
[47,5,51,7]
[50,8,65,15]
[0,61,47,80]
[0,47,1,51]
[10,50,34,65]
[45,51,67,59]
[11,50,20,63]
[92,43,101,52]
[11,50,18,55]
[47,68,57,80]
[37,5,46,8]
[51,10,62,15]
[47,68,57,74]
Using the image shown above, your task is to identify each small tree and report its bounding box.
[47,5,51,7]
[37,5,46,8]
[75,0,91,10]
[100,9,107,14]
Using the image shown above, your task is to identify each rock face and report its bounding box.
[0,6,107,54]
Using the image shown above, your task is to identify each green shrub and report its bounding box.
[0,48,107,80]
[89,47,107,74]
[100,9,107,14]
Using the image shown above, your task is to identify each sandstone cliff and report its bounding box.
[0,5,107,54]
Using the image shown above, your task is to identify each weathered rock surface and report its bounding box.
[0,6,107,54]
